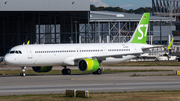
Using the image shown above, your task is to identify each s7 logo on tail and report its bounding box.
[129,13,150,44]
[138,24,148,40]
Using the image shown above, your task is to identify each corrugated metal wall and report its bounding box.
[153,26,176,36]
[0,0,90,11]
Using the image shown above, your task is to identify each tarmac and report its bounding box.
[0,66,180,96]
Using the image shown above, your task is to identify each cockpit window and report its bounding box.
[9,50,22,54]
[19,51,22,54]
[10,51,15,54]
[15,51,18,54]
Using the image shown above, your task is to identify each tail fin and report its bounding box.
[128,13,150,44]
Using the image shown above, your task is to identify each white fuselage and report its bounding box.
[4,43,152,66]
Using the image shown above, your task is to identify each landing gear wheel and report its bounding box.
[20,72,25,77]
[66,69,71,75]
[96,68,101,75]
[62,66,71,75]
[62,69,66,75]
[23,72,25,76]
[20,72,23,76]
[92,72,96,75]
[20,67,26,77]
[93,68,101,75]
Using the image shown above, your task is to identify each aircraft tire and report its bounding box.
[23,73,26,77]
[96,68,101,75]
[66,69,71,75]
[20,72,25,77]
[20,72,23,76]
[92,72,97,75]
[92,68,101,75]
[62,69,66,75]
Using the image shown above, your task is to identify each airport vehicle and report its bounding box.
[4,13,152,76]
[155,54,177,61]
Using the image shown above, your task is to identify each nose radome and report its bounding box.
[3,55,12,64]
[3,55,8,63]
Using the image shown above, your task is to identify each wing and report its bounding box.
[74,52,144,62]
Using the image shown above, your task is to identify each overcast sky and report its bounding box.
[90,0,152,10]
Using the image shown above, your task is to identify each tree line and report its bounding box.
[90,5,152,14]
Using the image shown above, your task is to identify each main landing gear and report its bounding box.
[20,67,26,77]
[93,68,101,75]
[62,66,71,75]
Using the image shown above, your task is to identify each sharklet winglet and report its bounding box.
[167,38,174,50]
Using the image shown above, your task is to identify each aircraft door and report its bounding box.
[25,46,33,59]
[76,48,82,56]
[102,47,107,55]
[131,45,137,52]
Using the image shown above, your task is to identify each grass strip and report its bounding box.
[1,90,180,101]
[1,62,180,67]
[131,73,177,77]
[104,61,180,66]
[0,69,173,76]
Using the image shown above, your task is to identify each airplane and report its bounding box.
[4,13,154,77]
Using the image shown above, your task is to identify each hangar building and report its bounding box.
[86,11,175,45]
[0,0,176,56]
[0,0,90,56]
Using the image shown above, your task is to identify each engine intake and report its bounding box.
[78,59,99,72]
[32,66,52,72]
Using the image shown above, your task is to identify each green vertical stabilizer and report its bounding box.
[129,13,150,44]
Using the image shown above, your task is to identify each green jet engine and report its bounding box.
[78,58,99,72]
[32,66,52,72]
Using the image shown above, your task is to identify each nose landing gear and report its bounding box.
[20,67,26,77]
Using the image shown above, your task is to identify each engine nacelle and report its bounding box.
[32,66,52,72]
[78,59,99,72]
